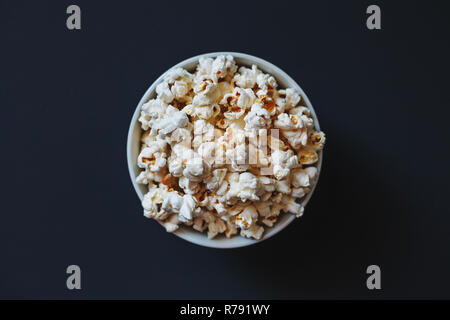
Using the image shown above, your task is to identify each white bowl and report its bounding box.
[127,52,323,249]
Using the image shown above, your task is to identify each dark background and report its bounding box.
[1,0,450,299]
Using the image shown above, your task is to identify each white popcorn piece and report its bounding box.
[212,55,237,79]
[170,127,192,146]
[179,194,198,222]
[192,210,226,239]
[261,203,283,227]
[235,205,258,229]
[141,98,167,118]
[258,176,276,192]
[149,106,188,138]
[271,149,299,180]
[207,216,227,239]
[240,224,264,240]
[222,88,256,120]
[291,168,310,188]
[256,72,277,91]
[281,128,309,150]
[162,214,180,233]
[289,106,314,128]
[291,166,317,188]
[233,64,261,89]
[136,168,166,185]
[228,172,260,202]
[274,113,303,130]
[138,111,151,130]
[164,67,193,83]
[183,156,210,182]
[161,191,184,215]
[308,131,326,150]
[167,156,184,177]
[291,188,306,199]
[193,75,221,104]
[221,87,256,109]
[225,221,238,238]
[275,178,291,194]
[205,168,227,192]
[277,88,300,110]
[178,176,200,195]
[283,195,304,217]
[193,119,215,141]
[254,201,271,217]
[156,81,174,104]
[196,57,214,76]
[244,102,272,130]
[137,143,168,172]
[142,186,165,219]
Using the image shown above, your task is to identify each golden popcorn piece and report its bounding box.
[298,148,319,165]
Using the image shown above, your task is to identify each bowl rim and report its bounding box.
[126,51,323,249]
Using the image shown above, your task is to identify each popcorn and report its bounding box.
[141,98,167,118]
[142,186,166,219]
[196,57,215,77]
[136,168,166,185]
[256,72,277,91]
[289,106,314,128]
[291,167,317,188]
[161,191,184,215]
[221,88,256,120]
[275,178,291,194]
[280,128,309,150]
[207,215,227,239]
[244,102,272,130]
[167,156,184,177]
[260,203,283,227]
[240,224,264,240]
[274,113,303,130]
[149,106,188,138]
[224,172,260,203]
[136,55,325,240]
[179,194,198,222]
[178,176,201,194]
[193,210,226,239]
[271,149,299,180]
[137,144,167,172]
[183,156,210,182]
[298,148,319,165]
[172,81,190,100]
[212,55,237,79]
[235,205,258,229]
[225,221,238,238]
[205,168,227,192]
[233,65,260,88]
[278,88,300,109]
[308,131,326,150]
[291,188,306,199]
[156,81,174,104]
[283,195,304,217]
[162,214,180,232]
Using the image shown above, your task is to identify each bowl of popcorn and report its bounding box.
[127,52,325,248]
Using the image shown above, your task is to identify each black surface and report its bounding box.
[1,0,450,299]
